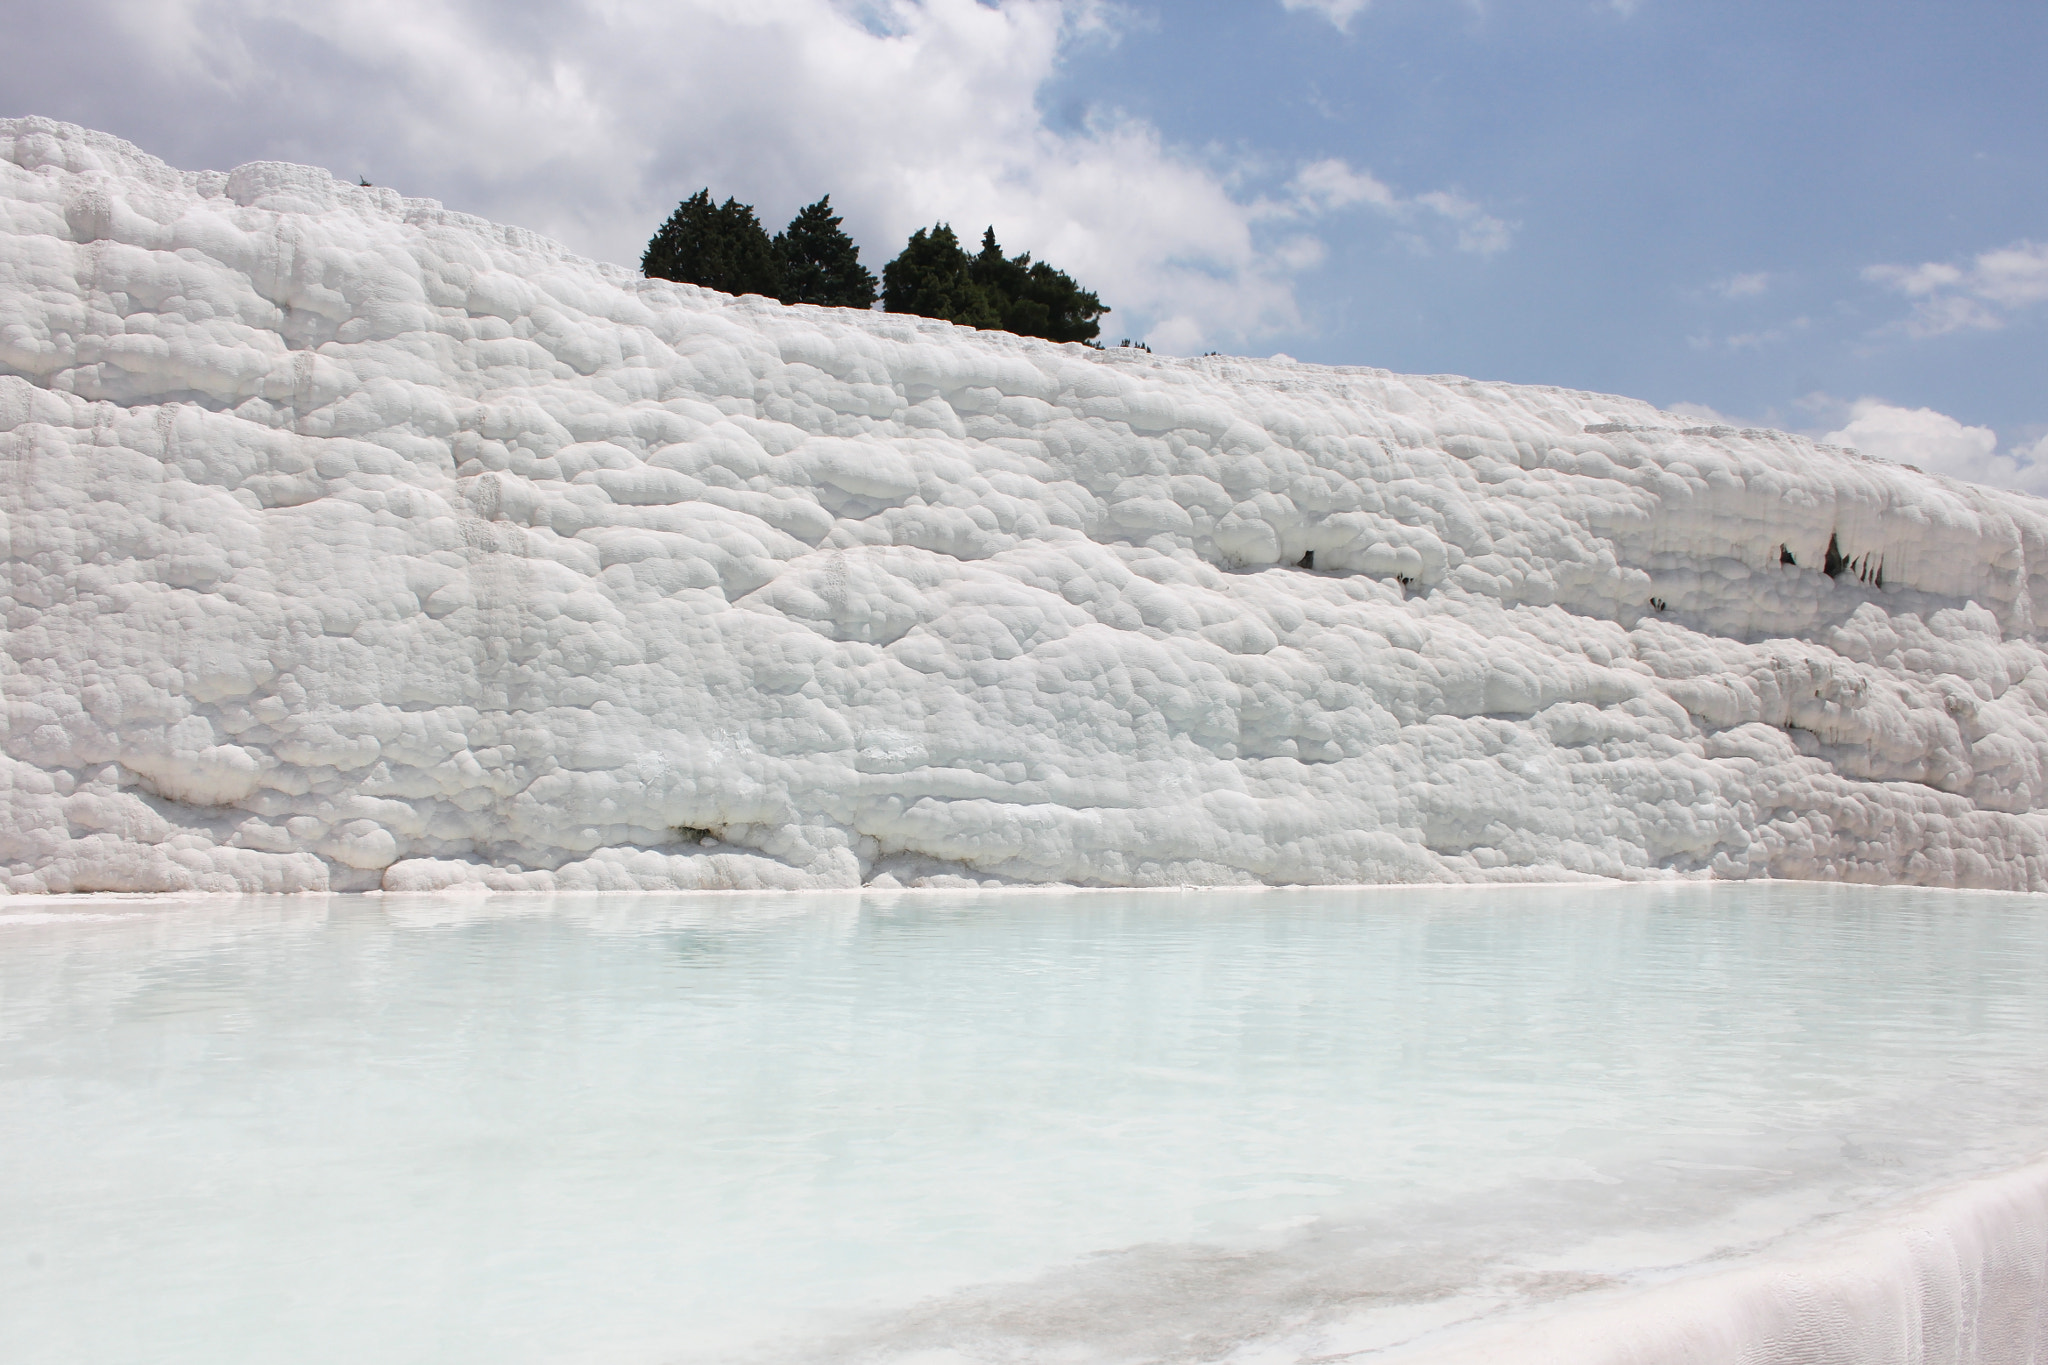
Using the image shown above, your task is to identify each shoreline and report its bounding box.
[8,875,2048,908]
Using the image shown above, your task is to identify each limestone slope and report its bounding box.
[6,117,2048,893]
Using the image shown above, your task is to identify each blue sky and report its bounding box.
[7,0,2045,482]
[1051,0,2047,451]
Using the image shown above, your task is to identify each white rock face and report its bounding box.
[7,117,2048,893]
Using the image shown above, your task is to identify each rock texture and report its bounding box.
[7,117,2048,893]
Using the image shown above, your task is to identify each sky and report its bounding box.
[5,0,2045,489]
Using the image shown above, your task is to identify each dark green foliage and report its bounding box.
[883,224,1108,343]
[642,189,780,297]
[642,192,1107,337]
[645,190,880,310]
[969,227,1108,344]
[882,224,1001,328]
[772,196,877,308]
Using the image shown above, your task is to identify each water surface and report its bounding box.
[4,883,2046,1363]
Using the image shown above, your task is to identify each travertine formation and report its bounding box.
[7,117,2048,893]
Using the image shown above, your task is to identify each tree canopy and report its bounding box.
[881,224,1000,329]
[641,190,780,298]
[970,228,1109,344]
[644,190,875,308]
[882,223,1106,343]
[773,196,877,309]
[642,195,1104,341]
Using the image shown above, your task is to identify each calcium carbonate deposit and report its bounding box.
[7,116,2048,894]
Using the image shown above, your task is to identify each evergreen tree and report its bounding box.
[883,224,1107,343]
[968,227,1108,344]
[881,224,1001,329]
[772,196,877,308]
[642,189,780,297]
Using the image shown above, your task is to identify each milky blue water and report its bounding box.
[4,883,2047,1364]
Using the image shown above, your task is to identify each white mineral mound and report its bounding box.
[6,118,2048,894]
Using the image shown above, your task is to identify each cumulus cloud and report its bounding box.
[2018,431,2048,470]
[1864,239,2048,337]
[1823,399,2048,496]
[1291,159,1400,212]
[1279,0,1371,32]
[1287,159,1515,257]
[25,0,1482,353]
[1824,400,1996,471]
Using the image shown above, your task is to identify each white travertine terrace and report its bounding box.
[1395,1155,2048,1365]
[8,117,2048,894]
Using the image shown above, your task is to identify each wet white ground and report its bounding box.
[3,882,2046,1364]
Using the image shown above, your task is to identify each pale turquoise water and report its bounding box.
[3,883,2047,1364]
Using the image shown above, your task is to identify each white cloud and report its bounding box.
[1869,261,1963,296]
[1286,159,1515,257]
[1972,242,2048,308]
[1283,0,1641,30]
[1864,239,2048,337]
[1414,190,1515,257]
[1279,0,1371,32]
[1291,159,1399,212]
[1822,398,2048,495]
[1824,400,1995,471]
[1713,271,1770,299]
[1272,234,1331,271]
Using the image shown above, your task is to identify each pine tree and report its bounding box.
[772,196,877,308]
[883,224,1107,343]
[970,227,1039,333]
[642,189,780,297]
[881,224,1001,329]
[969,227,1108,344]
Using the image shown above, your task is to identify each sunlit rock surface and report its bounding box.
[7,117,2048,893]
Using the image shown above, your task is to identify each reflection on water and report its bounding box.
[3,883,2046,1364]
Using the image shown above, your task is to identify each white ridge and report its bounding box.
[1372,1154,2048,1365]
[6,117,2048,893]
